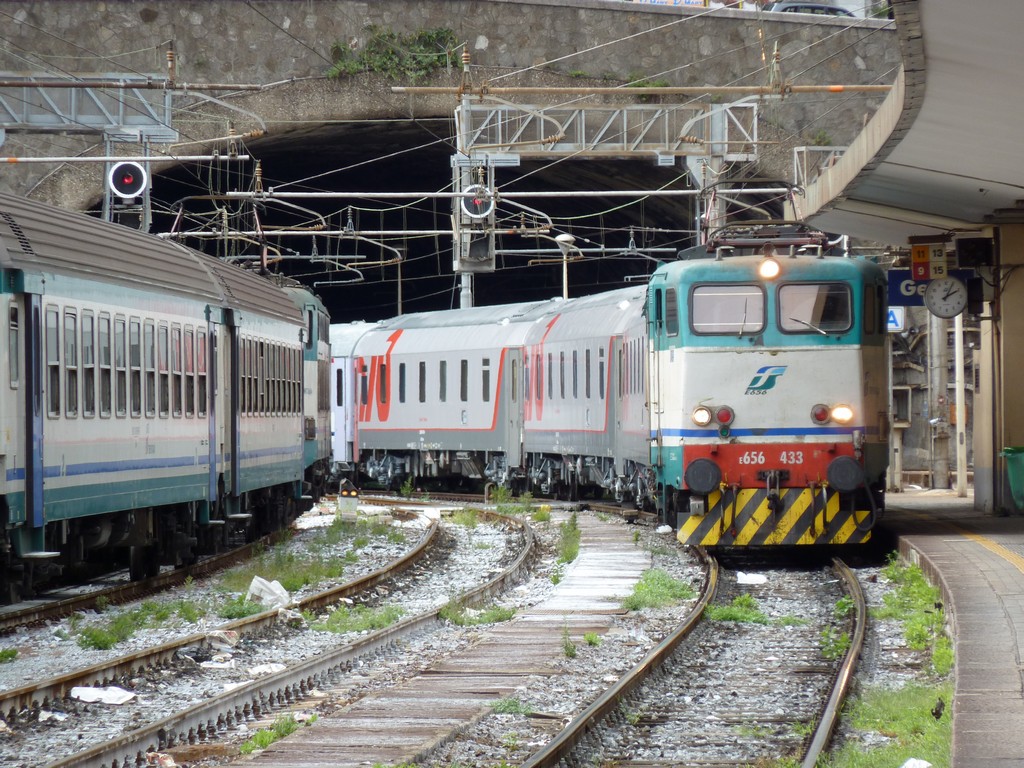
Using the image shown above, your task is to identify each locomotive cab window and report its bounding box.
[691,284,765,335]
[779,282,851,334]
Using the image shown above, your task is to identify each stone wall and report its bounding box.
[0,0,898,206]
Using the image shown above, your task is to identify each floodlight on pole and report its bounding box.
[555,233,577,300]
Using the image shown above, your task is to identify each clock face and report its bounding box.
[924,276,968,318]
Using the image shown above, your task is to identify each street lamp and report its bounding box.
[555,233,578,300]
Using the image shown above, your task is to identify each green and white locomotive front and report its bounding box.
[648,248,890,546]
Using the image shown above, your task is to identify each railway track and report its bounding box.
[3,506,533,768]
[0,529,294,636]
[522,557,866,767]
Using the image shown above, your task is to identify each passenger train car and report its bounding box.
[0,192,331,602]
[331,223,889,547]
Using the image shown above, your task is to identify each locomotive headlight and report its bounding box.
[758,257,781,280]
[831,404,855,424]
[714,406,735,426]
[692,406,713,427]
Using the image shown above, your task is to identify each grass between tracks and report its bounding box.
[68,510,404,649]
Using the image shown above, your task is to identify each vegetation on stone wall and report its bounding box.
[327,26,459,81]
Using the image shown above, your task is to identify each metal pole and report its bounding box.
[955,313,968,496]
[929,313,951,488]
[392,84,893,96]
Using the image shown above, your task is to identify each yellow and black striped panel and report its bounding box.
[677,487,874,546]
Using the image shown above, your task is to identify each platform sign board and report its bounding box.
[886,305,906,332]
[910,243,948,280]
[888,268,974,306]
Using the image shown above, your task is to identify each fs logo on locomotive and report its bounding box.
[745,365,787,395]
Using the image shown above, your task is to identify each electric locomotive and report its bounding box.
[0,192,331,602]
[649,223,889,545]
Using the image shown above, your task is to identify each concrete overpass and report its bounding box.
[798,0,1024,514]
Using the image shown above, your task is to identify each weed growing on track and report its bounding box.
[491,697,533,715]
[439,601,515,626]
[622,568,696,611]
[557,512,581,564]
[704,593,770,624]
[310,603,405,633]
[0,648,17,663]
[239,713,316,754]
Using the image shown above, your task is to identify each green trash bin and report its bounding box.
[1002,447,1024,510]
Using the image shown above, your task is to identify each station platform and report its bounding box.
[884,488,1024,768]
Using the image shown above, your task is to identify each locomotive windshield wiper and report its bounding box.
[739,299,748,337]
[788,316,828,335]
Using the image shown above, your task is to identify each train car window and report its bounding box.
[547,353,553,400]
[460,359,468,402]
[285,347,292,414]
[129,319,142,417]
[248,339,257,414]
[523,357,530,401]
[158,323,169,418]
[319,357,330,414]
[585,349,591,399]
[258,340,266,415]
[418,360,426,403]
[359,361,368,407]
[306,310,314,350]
[336,367,345,408]
[481,358,490,403]
[618,346,624,399]
[8,304,18,388]
[114,318,127,418]
[144,321,156,418]
[599,348,606,400]
[863,285,876,335]
[779,283,851,334]
[572,350,578,399]
[535,354,542,402]
[559,351,565,400]
[197,330,207,417]
[379,362,388,405]
[64,311,78,417]
[82,312,95,417]
[293,346,299,414]
[45,307,59,416]
[509,359,515,403]
[439,360,447,403]
[398,362,406,404]
[653,287,663,331]
[184,328,195,417]
[171,326,183,417]
[239,339,248,414]
[666,288,680,337]
[691,284,765,335]
[272,344,280,414]
[99,315,112,418]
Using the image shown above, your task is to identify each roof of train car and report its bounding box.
[329,320,377,356]
[0,192,302,324]
[366,298,558,330]
[517,285,647,339]
[654,252,886,282]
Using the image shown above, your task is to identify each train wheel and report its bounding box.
[129,544,160,581]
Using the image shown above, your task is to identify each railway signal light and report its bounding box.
[107,161,148,199]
